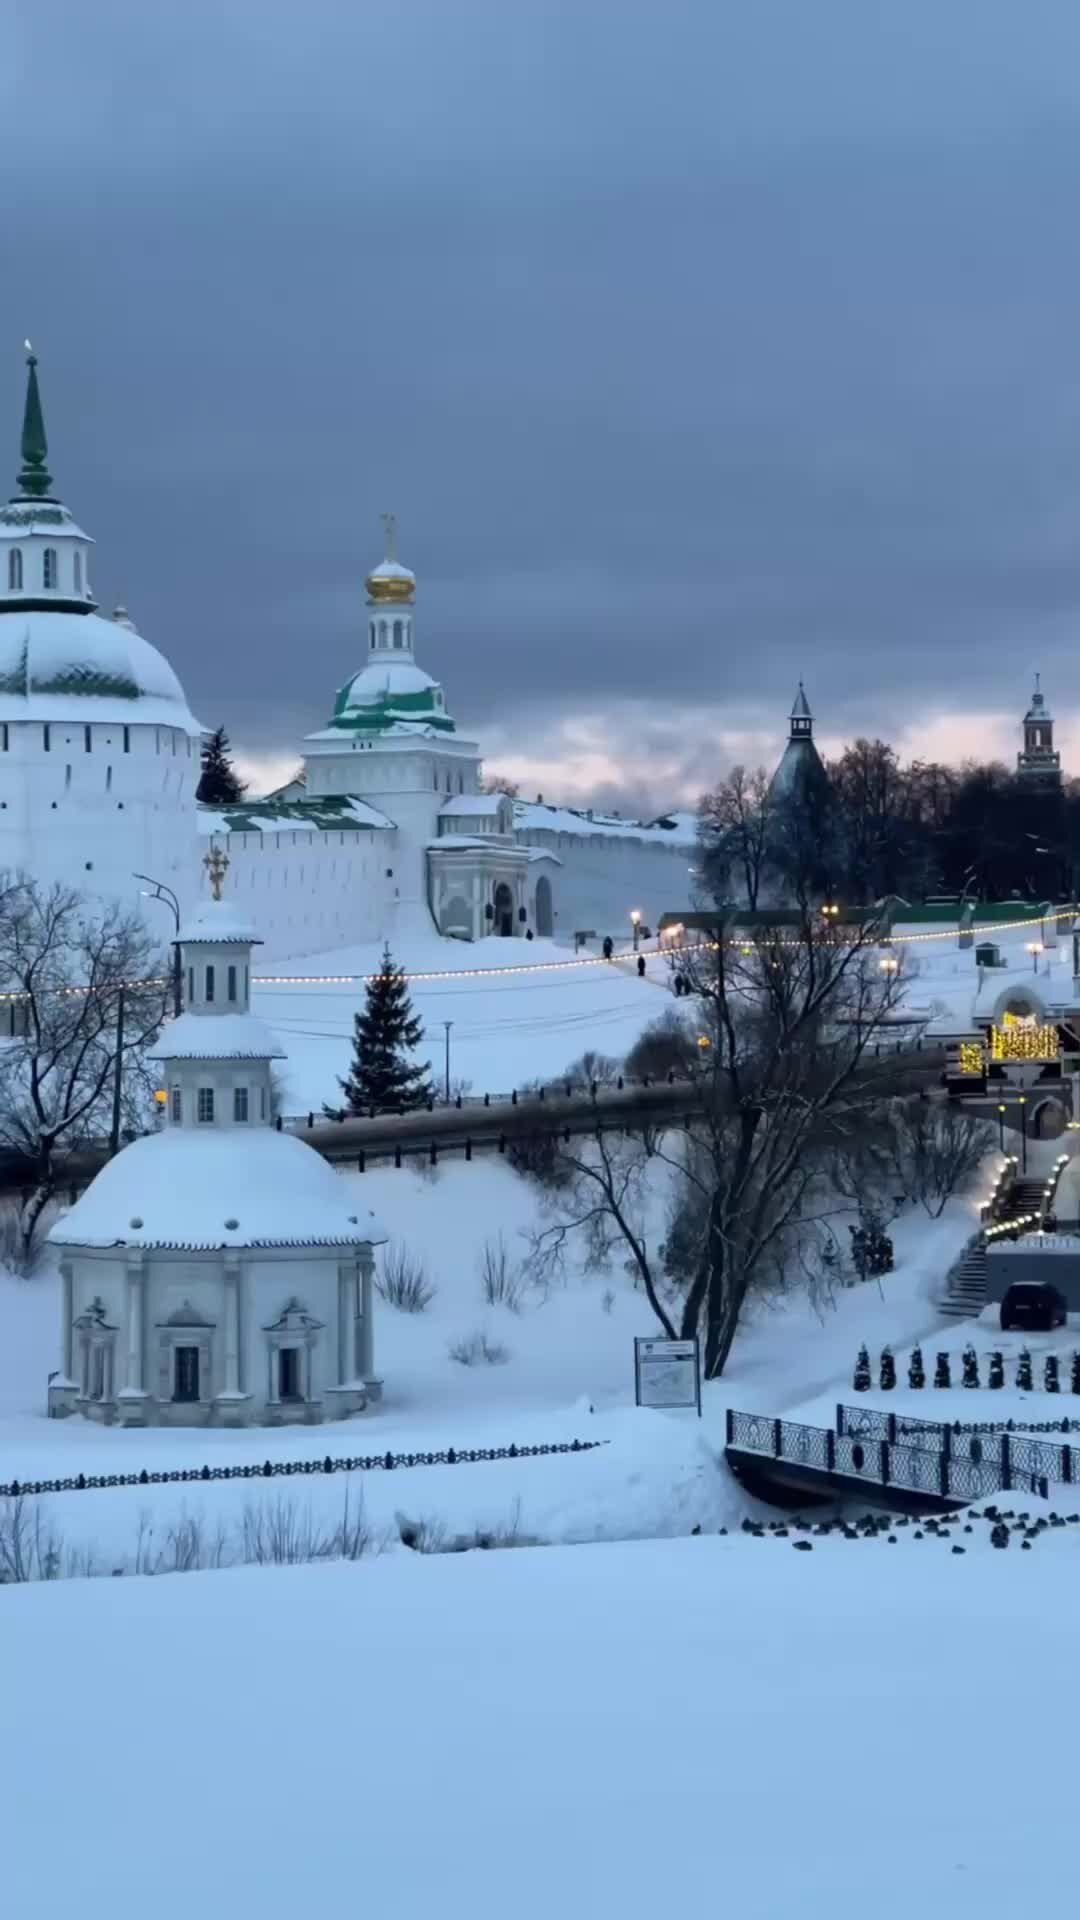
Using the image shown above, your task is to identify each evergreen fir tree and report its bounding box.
[1016,1348,1033,1392]
[196,725,247,805]
[336,944,433,1114]
[1072,1351,1080,1396]
[879,1347,896,1391]
[934,1351,951,1390]
[1045,1353,1060,1394]
[988,1350,1005,1390]
[962,1345,980,1389]
[853,1344,872,1392]
[908,1345,925,1389]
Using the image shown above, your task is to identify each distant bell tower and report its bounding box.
[1017,674,1062,787]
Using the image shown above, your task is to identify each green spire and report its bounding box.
[15,342,53,500]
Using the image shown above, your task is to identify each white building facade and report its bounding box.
[48,867,387,1427]
[0,357,695,959]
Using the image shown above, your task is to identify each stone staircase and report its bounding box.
[939,1179,1047,1320]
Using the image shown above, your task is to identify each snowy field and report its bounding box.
[253,932,673,1110]
[5,1514,1079,1920]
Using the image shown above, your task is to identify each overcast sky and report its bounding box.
[6,1,1080,813]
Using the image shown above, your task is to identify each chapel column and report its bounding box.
[357,1249,375,1380]
[60,1260,73,1379]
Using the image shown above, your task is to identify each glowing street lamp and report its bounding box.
[879,955,899,979]
[997,1101,1006,1153]
[630,909,642,953]
[1027,940,1043,974]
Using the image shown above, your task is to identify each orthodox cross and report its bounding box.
[381,510,397,561]
[204,846,229,901]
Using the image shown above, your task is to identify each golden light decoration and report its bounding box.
[990,1023,1059,1062]
[958,1041,985,1075]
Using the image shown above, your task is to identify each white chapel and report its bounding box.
[47,851,387,1427]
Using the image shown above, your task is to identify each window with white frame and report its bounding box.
[197,1086,215,1123]
[227,964,237,1002]
[73,550,83,592]
[233,1085,249,1122]
[205,964,215,1003]
[7,548,22,590]
[170,1086,182,1123]
[42,548,58,589]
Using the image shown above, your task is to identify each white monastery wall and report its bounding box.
[514,828,695,939]
[0,717,198,917]
[199,825,395,962]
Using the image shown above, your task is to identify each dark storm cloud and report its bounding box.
[6,1,1080,803]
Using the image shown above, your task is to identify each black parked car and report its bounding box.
[999,1281,1068,1333]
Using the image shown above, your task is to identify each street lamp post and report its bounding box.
[1026,941,1043,975]
[997,1102,1006,1154]
[630,909,641,953]
[442,1020,454,1103]
[1019,1094,1028,1174]
[134,873,182,1017]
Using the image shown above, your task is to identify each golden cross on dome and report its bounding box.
[203,846,229,901]
[381,510,397,561]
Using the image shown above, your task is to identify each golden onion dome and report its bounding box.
[365,512,415,603]
[365,560,415,605]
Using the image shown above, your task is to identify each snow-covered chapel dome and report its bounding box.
[0,349,202,732]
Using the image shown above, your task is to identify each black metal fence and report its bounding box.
[835,1402,1080,1489]
[726,1407,1053,1503]
[0,1436,606,1502]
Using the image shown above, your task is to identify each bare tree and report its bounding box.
[525,908,924,1378]
[891,1098,994,1218]
[698,766,773,909]
[0,880,167,1256]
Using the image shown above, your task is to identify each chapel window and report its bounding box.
[205,964,215,1003]
[170,1087,182,1123]
[197,1087,215,1124]
[233,1085,249,1123]
[7,548,22,590]
[42,548,58,589]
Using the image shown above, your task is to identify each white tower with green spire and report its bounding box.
[0,347,204,916]
[302,517,484,929]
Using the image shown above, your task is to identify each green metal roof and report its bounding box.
[198,794,392,834]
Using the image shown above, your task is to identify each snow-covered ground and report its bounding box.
[0,1154,987,1574]
[5,1511,1078,1919]
[253,933,673,1110]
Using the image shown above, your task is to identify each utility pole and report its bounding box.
[442,1020,454,1103]
[109,985,125,1158]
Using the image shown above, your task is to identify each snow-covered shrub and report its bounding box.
[1016,1349,1033,1392]
[1072,1351,1080,1396]
[934,1351,951,1389]
[853,1344,872,1392]
[448,1329,510,1367]
[962,1345,980,1389]
[879,1347,896,1391]
[376,1243,436,1313]
[1045,1354,1060,1395]
[988,1351,1005,1390]
[908,1345,926,1389]
[478,1233,526,1313]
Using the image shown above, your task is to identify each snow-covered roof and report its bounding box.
[429,838,560,862]
[176,901,262,945]
[439,794,503,817]
[513,800,697,846]
[367,559,415,586]
[0,609,203,732]
[197,794,394,836]
[48,1128,388,1252]
[149,1011,286,1062]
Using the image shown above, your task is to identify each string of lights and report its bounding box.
[0,905,1074,1004]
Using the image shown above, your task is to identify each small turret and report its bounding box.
[1017,673,1062,787]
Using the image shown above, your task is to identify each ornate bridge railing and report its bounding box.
[835,1402,1080,1490]
[725,1407,1054,1502]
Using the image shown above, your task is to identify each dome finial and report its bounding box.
[15,340,54,501]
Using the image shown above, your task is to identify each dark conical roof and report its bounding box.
[790,680,812,722]
[14,345,54,501]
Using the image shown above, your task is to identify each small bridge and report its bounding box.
[725,1406,1067,1513]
